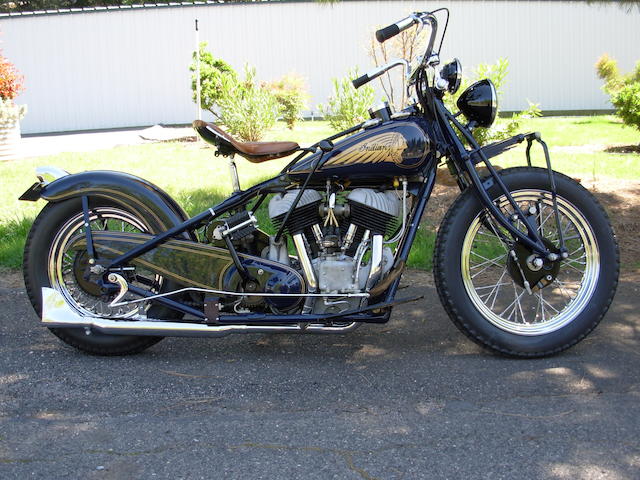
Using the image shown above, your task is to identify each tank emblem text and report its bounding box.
[324,132,408,167]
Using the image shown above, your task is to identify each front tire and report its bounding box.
[434,167,619,357]
[23,197,179,355]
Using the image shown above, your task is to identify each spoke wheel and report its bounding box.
[461,190,599,336]
[48,207,162,318]
[23,198,182,355]
[434,167,618,357]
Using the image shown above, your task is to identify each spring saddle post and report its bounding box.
[228,154,241,193]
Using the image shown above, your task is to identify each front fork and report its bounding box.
[463,137,566,260]
[439,102,567,262]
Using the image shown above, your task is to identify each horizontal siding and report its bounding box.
[1,0,637,134]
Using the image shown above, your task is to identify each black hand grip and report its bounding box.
[352,74,370,89]
[376,24,400,43]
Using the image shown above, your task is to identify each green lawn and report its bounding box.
[517,115,639,147]
[499,115,640,180]
[1,116,638,270]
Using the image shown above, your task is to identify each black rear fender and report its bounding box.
[21,170,191,235]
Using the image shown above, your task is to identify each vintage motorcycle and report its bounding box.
[20,10,618,357]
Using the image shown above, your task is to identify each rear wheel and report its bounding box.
[24,197,179,355]
[434,167,619,357]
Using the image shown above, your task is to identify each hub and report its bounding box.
[73,250,104,297]
[507,239,560,292]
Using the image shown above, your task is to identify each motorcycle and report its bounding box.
[20,9,618,357]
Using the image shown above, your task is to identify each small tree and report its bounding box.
[367,25,427,111]
[596,54,640,136]
[267,73,309,130]
[190,42,237,120]
[318,68,376,132]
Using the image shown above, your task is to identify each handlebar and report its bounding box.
[352,59,411,90]
[352,73,372,89]
[353,11,440,90]
[375,15,418,43]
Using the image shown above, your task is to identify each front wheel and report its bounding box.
[434,167,619,357]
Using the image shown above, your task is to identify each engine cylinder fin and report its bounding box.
[348,201,396,235]
[272,200,322,235]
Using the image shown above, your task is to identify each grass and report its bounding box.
[517,115,639,147]
[0,217,32,270]
[1,116,638,271]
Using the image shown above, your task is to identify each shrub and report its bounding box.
[612,83,640,133]
[267,73,308,130]
[216,65,279,142]
[596,54,640,134]
[318,68,376,132]
[190,42,237,120]
[445,58,541,146]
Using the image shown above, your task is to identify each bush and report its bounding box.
[596,54,640,134]
[190,43,278,141]
[190,42,237,120]
[267,73,308,130]
[216,65,279,142]
[318,68,376,132]
[612,83,640,133]
[445,58,541,146]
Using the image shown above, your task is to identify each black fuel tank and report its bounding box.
[288,119,431,180]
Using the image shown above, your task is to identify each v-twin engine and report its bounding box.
[268,188,401,314]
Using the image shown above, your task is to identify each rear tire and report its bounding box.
[23,197,179,355]
[434,167,619,357]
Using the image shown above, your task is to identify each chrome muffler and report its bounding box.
[41,288,358,337]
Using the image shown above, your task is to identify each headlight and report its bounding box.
[456,79,497,128]
[440,59,462,94]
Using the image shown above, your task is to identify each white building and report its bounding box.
[1,0,638,134]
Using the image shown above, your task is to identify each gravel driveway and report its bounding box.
[1,270,638,479]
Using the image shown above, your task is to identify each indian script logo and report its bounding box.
[323,132,408,167]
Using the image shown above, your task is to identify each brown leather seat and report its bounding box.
[192,120,300,163]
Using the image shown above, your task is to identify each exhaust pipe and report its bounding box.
[41,288,358,337]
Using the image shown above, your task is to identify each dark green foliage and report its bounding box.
[612,83,640,134]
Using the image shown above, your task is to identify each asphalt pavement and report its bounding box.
[1,270,638,479]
